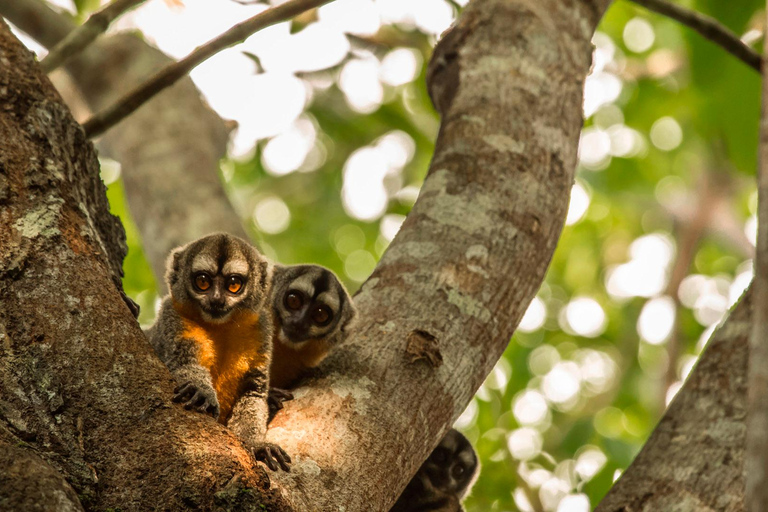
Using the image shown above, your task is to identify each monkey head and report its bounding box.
[165,233,270,324]
[271,264,356,348]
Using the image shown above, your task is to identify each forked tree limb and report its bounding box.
[40,0,147,72]
[81,0,333,138]
[0,0,611,507]
[746,18,768,511]
[627,0,761,72]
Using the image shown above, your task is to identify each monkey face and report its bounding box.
[166,234,270,324]
[271,265,355,347]
[419,429,479,498]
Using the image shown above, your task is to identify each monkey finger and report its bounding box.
[184,391,204,409]
[173,383,195,402]
[257,448,278,471]
[273,449,291,472]
[174,381,193,395]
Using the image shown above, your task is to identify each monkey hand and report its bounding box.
[267,387,294,414]
[173,381,220,420]
[248,441,291,472]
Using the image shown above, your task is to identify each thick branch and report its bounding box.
[746,23,768,511]
[40,0,147,72]
[81,0,332,138]
[262,0,611,509]
[627,0,761,72]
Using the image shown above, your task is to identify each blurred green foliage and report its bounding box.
[100,0,762,510]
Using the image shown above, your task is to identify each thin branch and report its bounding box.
[81,0,331,138]
[627,0,761,73]
[40,0,147,73]
[746,12,768,510]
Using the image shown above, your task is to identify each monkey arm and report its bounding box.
[146,303,220,418]
[228,367,291,471]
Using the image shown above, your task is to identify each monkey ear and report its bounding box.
[340,301,358,335]
[165,246,185,287]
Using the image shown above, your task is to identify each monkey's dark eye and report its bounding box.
[285,291,304,310]
[193,273,211,292]
[451,463,465,479]
[311,305,333,326]
[227,275,244,294]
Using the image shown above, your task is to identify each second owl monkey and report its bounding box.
[146,233,290,471]
[268,264,357,408]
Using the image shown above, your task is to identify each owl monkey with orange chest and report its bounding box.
[146,233,290,471]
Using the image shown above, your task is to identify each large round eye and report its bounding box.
[451,463,466,479]
[285,291,304,310]
[227,275,244,294]
[311,305,333,326]
[193,273,211,292]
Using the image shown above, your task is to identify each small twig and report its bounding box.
[627,0,761,72]
[746,11,768,511]
[81,0,331,138]
[40,0,148,73]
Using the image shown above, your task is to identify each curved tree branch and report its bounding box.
[263,0,612,508]
[596,290,749,511]
[40,0,147,72]
[627,0,761,72]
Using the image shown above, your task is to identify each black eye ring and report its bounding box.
[193,273,212,292]
[285,290,304,311]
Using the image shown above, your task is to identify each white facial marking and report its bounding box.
[316,291,339,312]
[191,255,217,274]
[223,258,249,276]
[289,274,315,297]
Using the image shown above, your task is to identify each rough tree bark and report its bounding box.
[0,19,290,511]
[259,0,610,507]
[1,0,609,508]
[0,0,248,292]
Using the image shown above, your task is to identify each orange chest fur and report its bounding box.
[176,304,266,421]
[270,337,331,389]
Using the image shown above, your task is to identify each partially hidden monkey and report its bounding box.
[390,429,480,512]
[146,233,290,471]
[267,264,357,412]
